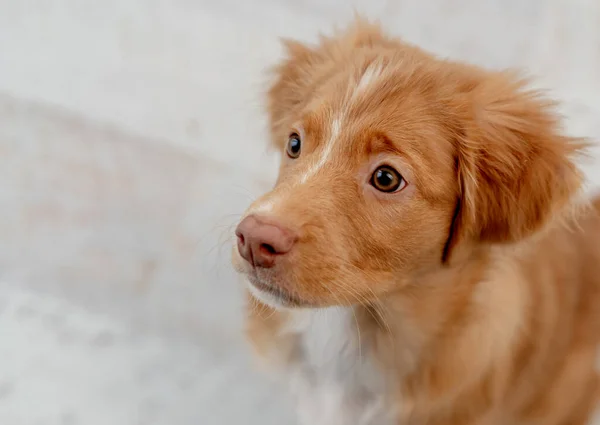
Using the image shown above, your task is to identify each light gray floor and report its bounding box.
[0,1,599,424]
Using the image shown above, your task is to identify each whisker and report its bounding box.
[366,292,396,358]
[321,282,364,364]
[318,262,397,356]
[248,292,272,319]
[202,223,237,275]
[209,185,258,204]
[195,216,240,252]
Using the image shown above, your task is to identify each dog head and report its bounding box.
[232,20,584,309]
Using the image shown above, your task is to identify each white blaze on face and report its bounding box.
[298,61,386,186]
[252,61,387,215]
[299,117,342,184]
[353,61,384,99]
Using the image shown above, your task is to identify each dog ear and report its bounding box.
[266,39,321,148]
[267,19,389,149]
[445,74,585,259]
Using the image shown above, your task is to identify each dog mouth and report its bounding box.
[246,272,309,308]
[233,246,312,308]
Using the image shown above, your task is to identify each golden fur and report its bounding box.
[233,19,600,425]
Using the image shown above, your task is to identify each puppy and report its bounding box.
[232,19,600,425]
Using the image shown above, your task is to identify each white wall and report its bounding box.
[0,0,599,424]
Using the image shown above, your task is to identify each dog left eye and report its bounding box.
[370,166,406,193]
[286,133,302,158]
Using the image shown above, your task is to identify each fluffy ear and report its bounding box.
[447,75,585,256]
[266,39,321,147]
[266,18,389,148]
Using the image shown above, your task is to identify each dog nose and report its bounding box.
[235,215,297,268]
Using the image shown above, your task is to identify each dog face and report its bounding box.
[232,20,583,309]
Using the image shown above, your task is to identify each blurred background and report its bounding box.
[0,0,599,424]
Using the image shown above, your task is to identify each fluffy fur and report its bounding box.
[232,19,600,425]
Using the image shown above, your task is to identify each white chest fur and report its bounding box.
[281,307,396,425]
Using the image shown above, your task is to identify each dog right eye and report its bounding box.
[370,165,406,193]
[286,133,302,158]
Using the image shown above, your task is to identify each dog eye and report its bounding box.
[370,166,406,193]
[286,133,301,158]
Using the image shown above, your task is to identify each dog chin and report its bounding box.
[246,281,290,310]
[246,276,311,310]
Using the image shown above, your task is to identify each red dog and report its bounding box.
[232,19,600,425]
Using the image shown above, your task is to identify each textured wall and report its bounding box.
[0,0,599,424]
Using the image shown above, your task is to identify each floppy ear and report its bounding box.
[266,39,321,147]
[266,19,389,148]
[446,75,585,257]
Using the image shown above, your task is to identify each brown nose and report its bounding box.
[235,215,297,268]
